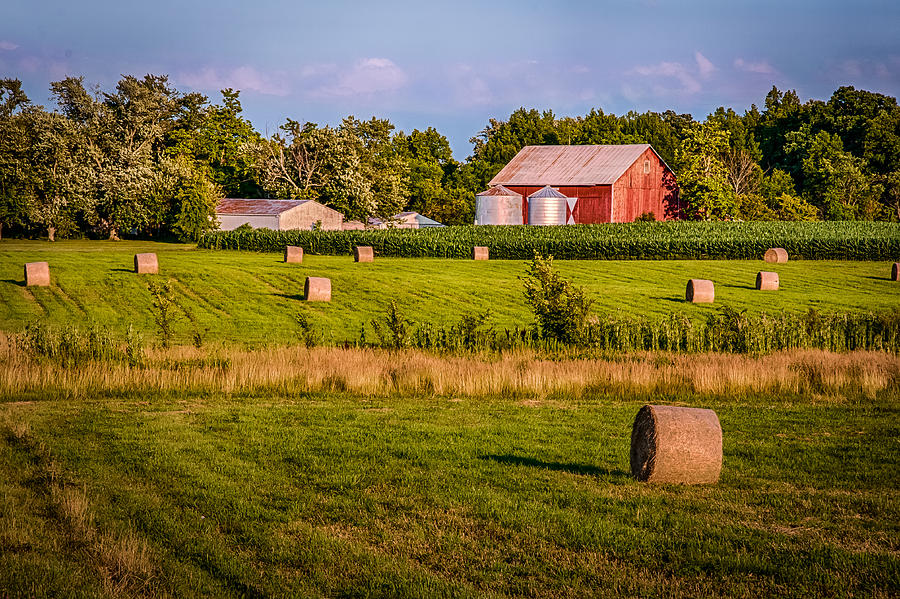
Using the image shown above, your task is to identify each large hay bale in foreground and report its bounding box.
[756,271,779,291]
[284,245,303,263]
[134,253,159,274]
[685,279,714,303]
[630,404,723,484]
[764,248,788,263]
[892,263,899,281]
[24,262,50,287]
[354,246,374,263]
[304,277,331,302]
[473,246,489,261]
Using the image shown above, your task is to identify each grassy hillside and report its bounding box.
[1,240,899,346]
[2,241,898,596]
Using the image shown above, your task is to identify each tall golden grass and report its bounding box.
[2,333,898,400]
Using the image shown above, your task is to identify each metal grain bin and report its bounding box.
[527,186,568,226]
[475,185,524,225]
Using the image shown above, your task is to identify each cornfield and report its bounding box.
[198,221,900,260]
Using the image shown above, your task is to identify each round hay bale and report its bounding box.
[685,279,714,303]
[473,246,489,261]
[630,404,723,484]
[354,246,374,263]
[134,253,159,274]
[892,263,899,281]
[24,262,50,287]
[304,277,331,302]
[284,245,304,264]
[756,271,779,291]
[764,248,788,263]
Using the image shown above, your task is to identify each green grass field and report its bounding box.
[1,388,898,598]
[1,240,898,346]
[1,240,898,597]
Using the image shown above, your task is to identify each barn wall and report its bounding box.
[217,214,279,230]
[611,148,679,222]
[504,185,612,224]
[279,204,344,230]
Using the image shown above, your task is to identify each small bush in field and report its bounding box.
[521,253,595,346]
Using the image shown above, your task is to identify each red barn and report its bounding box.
[486,144,679,223]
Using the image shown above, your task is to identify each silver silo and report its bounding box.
[475,185,524,225]
[527,186,568,225]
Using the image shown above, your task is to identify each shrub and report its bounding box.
[521,253,594,346]
[147,280,180,348]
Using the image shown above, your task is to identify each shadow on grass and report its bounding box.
[110,268,134,273]
[2,279,25,287]
[650,296,683,304]
[719,283,756,290]
[861,275,893,282]
[480,454,630,480]
[273,293,306,301]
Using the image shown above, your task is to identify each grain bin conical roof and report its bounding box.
[528,185,568,199]
[477,185,523,198]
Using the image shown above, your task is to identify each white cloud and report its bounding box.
[177,66,288,96]
[311,57,408,98]
[0,40,19,51]
[443,63,493,107]
[429,60,602,110]
[18,56,42,74]
[695,51,716,78]
[827,56,900,85]
[631,61,701,94]
[299,63,337,78]
[734,57,776,75]
[837,59,863,78]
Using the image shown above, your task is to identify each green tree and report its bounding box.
[395,127,472,224]
[255,120,377,220]
[618,110,687,166]
[776,193,819,221]
[342,116,408,218]
[172,171,221,241]
[468,108,559,190]
[675,120,735,220]
[735,193,776,220]
[755,86,809,178]
[710,107,764,198]
[787,128,877,219]
[0,79,33,238]
[880,171,900,220]
[759,168,798,202]
[51,75,192,238]
[20,108,92,239]
[167,88,262,197]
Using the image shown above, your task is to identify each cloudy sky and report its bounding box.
[3,0,899,158]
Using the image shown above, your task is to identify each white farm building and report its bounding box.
[391,212,445,229]
[215,199,343,231]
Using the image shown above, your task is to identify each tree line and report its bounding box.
[1,74,899,241]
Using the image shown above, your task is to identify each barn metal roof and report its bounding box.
[394,212,445,227]
[476,184,523,198]
[215,199,311,215]
[528,185,568,199]
[489,144,667,186]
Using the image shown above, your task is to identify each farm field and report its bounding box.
[1,240,898,347]
[0,375,897,597]
[1,239,899,597]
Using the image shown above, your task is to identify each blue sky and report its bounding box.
[3,0,899,158]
